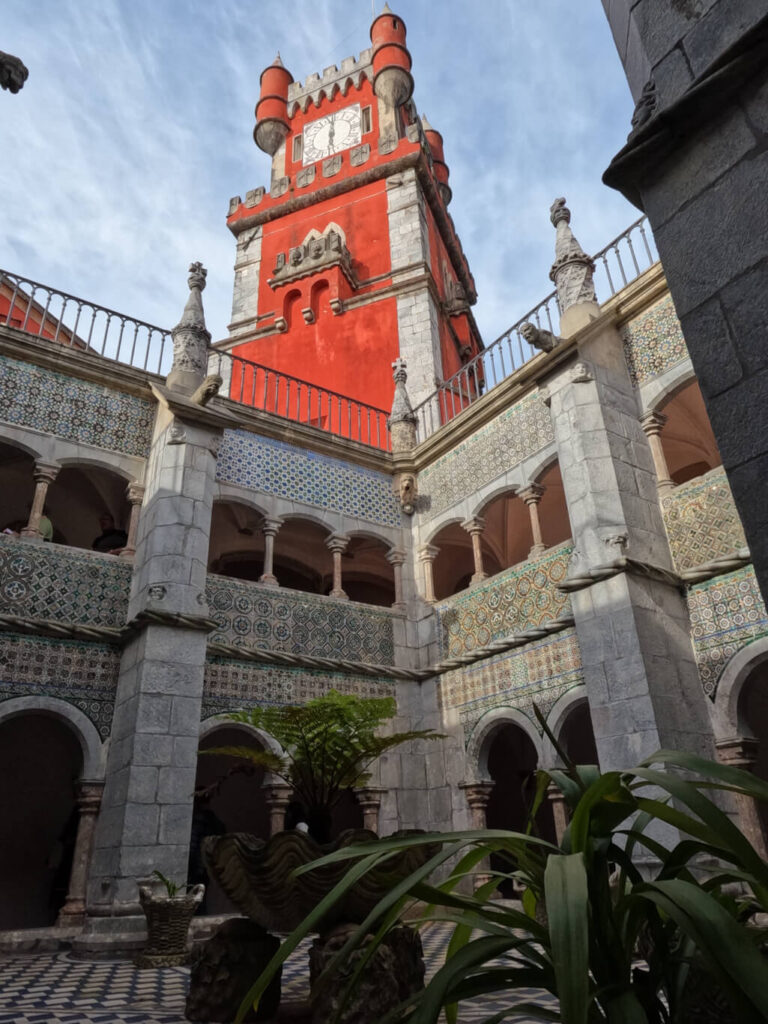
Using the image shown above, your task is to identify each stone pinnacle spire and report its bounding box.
[167,262,212,395]
[548,198,597,313]
[388,358,417,452]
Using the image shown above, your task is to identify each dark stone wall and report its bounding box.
[602,6,768,608]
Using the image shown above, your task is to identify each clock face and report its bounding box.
[302,105,362,165]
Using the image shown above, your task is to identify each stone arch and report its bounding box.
[342,531,396,607]
[424,514,465,547]
[0,433,44,461]
[541,685,589,767]
[639,361,696,416]
[712,636,768,738]
[465,706,543,784]
[199,716,284,759]
[57,454,136,482]
[0,696,104,779]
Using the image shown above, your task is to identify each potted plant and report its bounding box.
[135,870,204,968]
[199,690,443,932]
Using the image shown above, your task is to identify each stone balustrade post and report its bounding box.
[462,517,488,586]
[459,781,494,889]
[263,782,294,836]
[546,781,569,845]
[355,787,387,833]
[716,737,768,860]
[119,483,145,559]
[21,461,59,539]
[640,412,675,495]
[57,780,104,926]
[326,534,350,600]
[418,544,439,603]
[386,547,407,610]
[519,484,546,558]
[259,516,283,586]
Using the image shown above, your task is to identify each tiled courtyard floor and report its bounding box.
[0,925,558,1023]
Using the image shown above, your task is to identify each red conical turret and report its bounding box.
[421,114,452,206]
[370,4,413,108]
[254,54,293,155]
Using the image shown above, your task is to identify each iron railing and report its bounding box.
[413,216,659,440]
[0,269,173,374]
[208,349,391,450]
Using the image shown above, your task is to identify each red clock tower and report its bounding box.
[220,5,482,430]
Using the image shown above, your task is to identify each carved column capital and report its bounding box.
[356,786,387,833]
[261,516,284,538]
[715,736,760,769]
[418,544,439,563]
[33,461,60,485]
[385,547,407,567]
[640,410,668,438]
[459,780,494,809]
[518,483,545,506]
[126,482,145,506]
[325,533,350,555]
[263,782,294,836]
[461,516,486,537]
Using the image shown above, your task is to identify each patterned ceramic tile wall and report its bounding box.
[439,628,583,740]
[688,565,768,698]
[661,468,747,573]
[418,392,554,519]
[203,657,396,720]
[216,430,401,528]
[0,535,131,627]
[434,544,572,659]
[621,294,689,388]
[206,573,396,665]
[0,355,154,457]
[0,633,119,738]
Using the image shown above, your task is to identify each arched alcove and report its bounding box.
[0,712,84,929]
[431,521,501,600]
[342,534,395,607]
[46,464,130,550]
[478,489,531,571]
[0,440,35,534]
[738,662,768,839]
[208,500,265,581]
[558,701,599,766]
[657,379,721,485]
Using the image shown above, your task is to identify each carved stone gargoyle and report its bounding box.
[520,321,561,353]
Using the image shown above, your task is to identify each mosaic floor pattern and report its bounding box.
[0,925,558,1023]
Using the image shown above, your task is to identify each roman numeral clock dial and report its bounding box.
[302,105,362,165]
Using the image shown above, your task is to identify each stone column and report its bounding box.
[259,516,283,586]
[326,534,350,600]
[716,738,768,860]
[20,461,59,539]
[57,780,104,926]
[462,517,488,586]
[263,782,293,836]
[119,483,145,559]
[356,787,387,833]
[386,547,407,610]
[546,782,569,845]
[640,412,675,496]
[459,781,494,888]
[519,484,546,558]
[418,544,439,603]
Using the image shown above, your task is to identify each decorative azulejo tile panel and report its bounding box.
[0,535,131,627]
[621,294,689,387]
[662,468,746,572]
[439,628,583,740]
[418,392,554,519]
[435,544,572,659]
[206,573,396,666]
[203,657,396,720]
[0,633,119,738]
[0,354,154,457]
[687,565,768,698]
[216,429,401,528]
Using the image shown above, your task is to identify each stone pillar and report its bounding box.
[386,547,407,610]
[57,780,104,926]
[264,782,293,836]
[519,484,546,558]
[259,516,283,586]
[462,517,488,586]
[418,544,439,603]
[640,412,675,495]
[459,781,494,888]
[356,787,387,833]
[546,782,569,845]
[715,737,768,860]
[119,483,145,559]
[326,534,350,600]
[20,461,59,539]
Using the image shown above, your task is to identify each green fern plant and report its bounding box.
[202,690,444,843]
[151,869,185,897]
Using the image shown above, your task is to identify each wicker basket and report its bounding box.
[135,883,204,968]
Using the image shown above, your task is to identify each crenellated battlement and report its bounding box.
[286,49,373,115]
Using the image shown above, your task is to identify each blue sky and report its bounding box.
[0,1,638,348]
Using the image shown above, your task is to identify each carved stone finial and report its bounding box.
[549,198,597,313]
[0,51,28,93]
[420,113,433,132]
[520,322,561,354]
[388,359,417,453]
[167,261,212,396]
